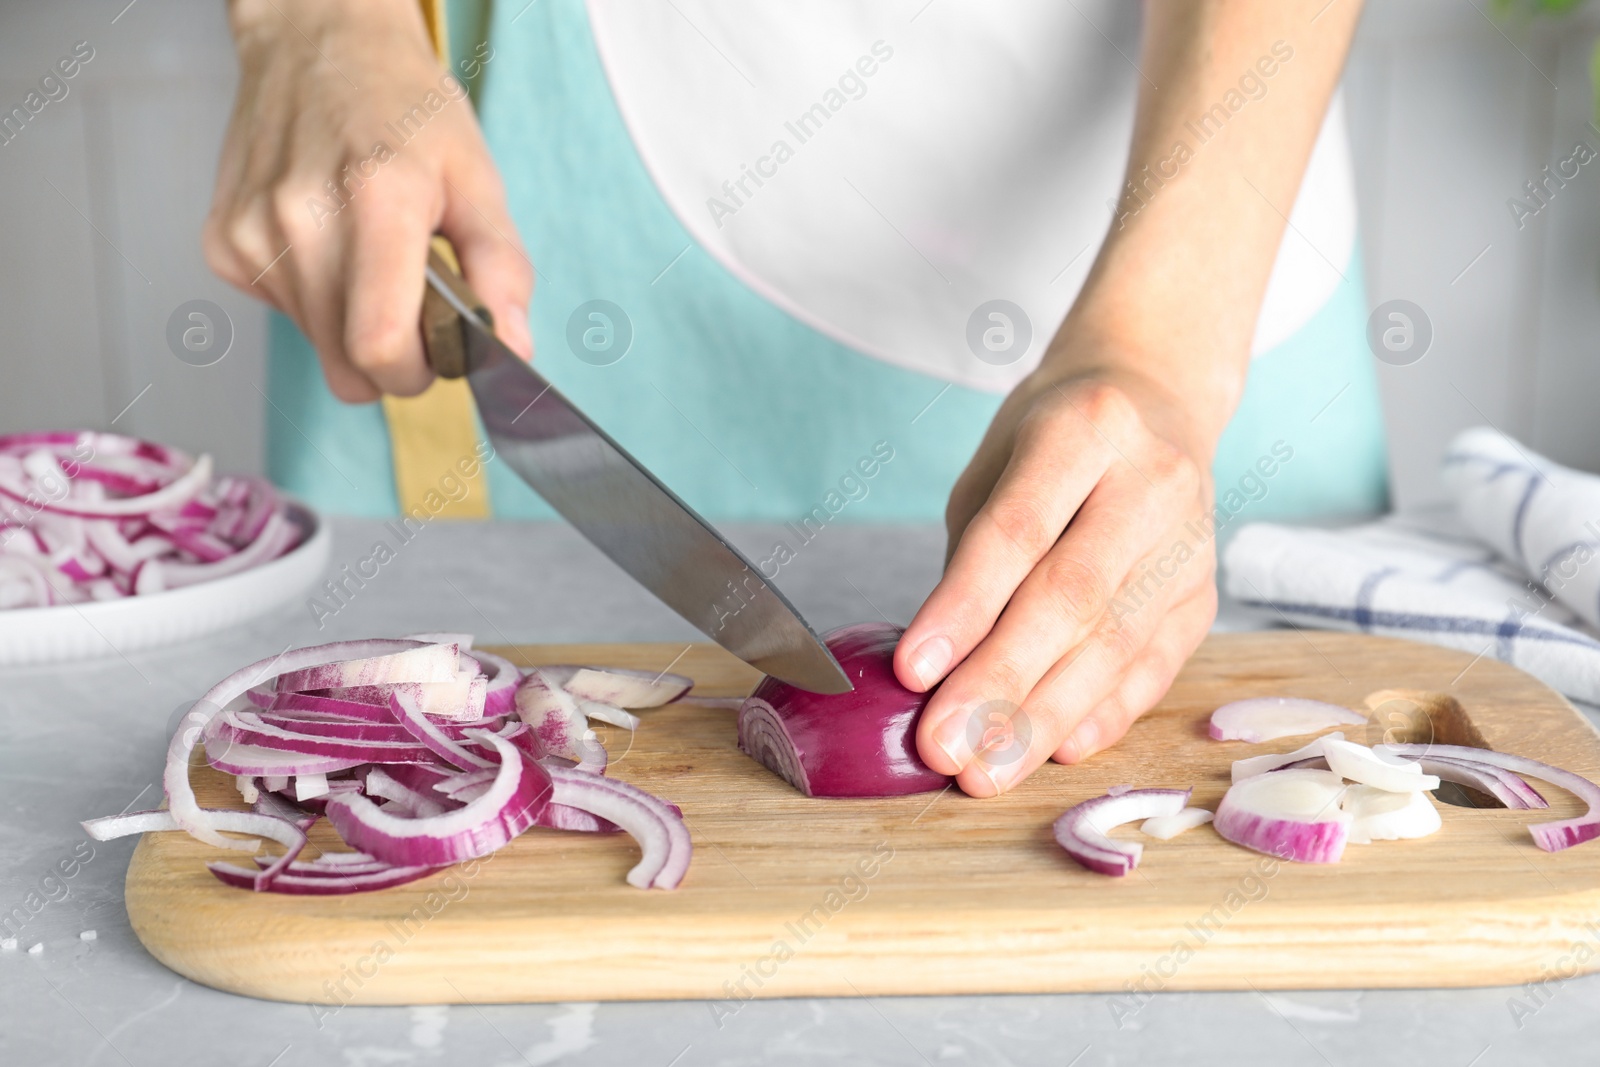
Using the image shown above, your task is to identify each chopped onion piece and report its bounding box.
[1320,738,1440,793]
[545,765,692,888]
[323,732,550,867]
[1380,744,1600,852]
[1231,733,1346,783]
[83,807,306,891]
[1213,769,1350,864]
[1053,788,1191,876]
[579,700,639,731]
[1341,785,1442,843]
[1416,755,1547,810]
[541,665,692,708]
[1141,807,1214,840]
[1209,697,1367,743]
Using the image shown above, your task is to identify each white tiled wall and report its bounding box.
[2,0,1598,511]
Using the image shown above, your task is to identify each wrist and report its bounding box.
[1028,329,1235,473]
[228,0,418,45]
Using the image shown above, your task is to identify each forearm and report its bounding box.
[1049,0,1364,460]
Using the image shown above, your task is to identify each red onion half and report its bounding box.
[737,622,951,797]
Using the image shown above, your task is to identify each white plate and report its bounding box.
[0,502,332,666]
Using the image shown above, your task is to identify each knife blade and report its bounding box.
[420,249,852,694]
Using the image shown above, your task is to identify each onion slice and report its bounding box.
[1141,807,1214,840]
[1231,733,1347,783]
[1379,744,1600,852]
[1053,788,1191,876]
[514,669,606,768]
[323,732,550,868]
[167,639,428,847]
[545,765,692,888]
[1213,769,1350,863]
[1416,755,1547,810]
[83,807,306,891]
[208,862,438,895]
[1320,738,1440,793]
[541,665,693,708]
[1341,785,1441,843]
[1209,697,1367,743]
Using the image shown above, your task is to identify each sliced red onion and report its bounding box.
[1231,732,1347,783]
[294,773,330,802]
[147,509,297,590]
[537,803,622,833]
[168,638,428,846]
[83,807,305,891]
[310,676,487,721]
[1209,697,1368,743]
[404,631,475,650]
[515,668,607,768]
[1341,785,1441,843]
[208,862,438,894]
[1415,755,1547,809]
[545,765,691,888]
[579,700,639,731]
[323,732,550,867]
[541,665,692,708]
[737,622,950,798]
[1320,738,1440,793]
[1053,788,1191,876]
[389,689,495,771]
[1379,744,1600,851]
[0,451,212,519]
[275,642,460,692]
[251,790,318,829]
[1214,768,1350,863]
[211,710,437,764]
[1141,807,1214,840]
[462,648,520,716]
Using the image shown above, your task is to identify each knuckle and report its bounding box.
[1043,554,1111,630]
[1074,381,1136,432]
[1097,613,1145,664]
[986,493,1056,558]
[345,316,417,373]
[1149,439,1201,498]
[972,658,1026,704]
[270,186,317,236]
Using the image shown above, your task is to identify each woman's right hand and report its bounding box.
[205,0,533,402]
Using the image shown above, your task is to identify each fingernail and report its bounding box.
[1066,718,1101,762]
[910,635,953,689]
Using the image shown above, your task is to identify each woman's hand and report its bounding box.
[896,355,1217,797]
[205,0,532,402]
[897,0,1363,795]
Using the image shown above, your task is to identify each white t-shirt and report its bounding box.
[586,0,1356,392]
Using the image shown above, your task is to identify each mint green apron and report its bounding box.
[266,0,1389,523]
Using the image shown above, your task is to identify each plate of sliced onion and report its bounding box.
[0,431,330,665]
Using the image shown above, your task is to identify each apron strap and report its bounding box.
[378,0,493,519]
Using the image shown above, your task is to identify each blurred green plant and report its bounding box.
[1494,0,1599,118]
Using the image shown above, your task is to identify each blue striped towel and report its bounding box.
[1223,428,1600,704]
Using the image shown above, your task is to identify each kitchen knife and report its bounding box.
[420,248,852,694]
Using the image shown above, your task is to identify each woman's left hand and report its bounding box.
[894,358,1217,797]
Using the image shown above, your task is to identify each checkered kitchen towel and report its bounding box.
[1223,428,1600,703]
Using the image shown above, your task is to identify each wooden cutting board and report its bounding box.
[124,633,1600,1006]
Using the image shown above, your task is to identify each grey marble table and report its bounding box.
[0,518,1590,1066]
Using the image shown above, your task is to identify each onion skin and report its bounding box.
[738,622,951,798]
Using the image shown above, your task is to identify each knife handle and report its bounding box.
[421,241,493,380]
